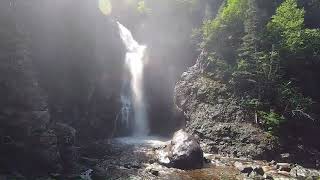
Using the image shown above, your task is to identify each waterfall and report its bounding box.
[117,22,149,136]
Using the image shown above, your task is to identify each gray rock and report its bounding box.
[54,123,76,146]
[148,169,159,176]
[254,166,265,176]
[173,52,278,159]
[0,37,62,173]
[157,129,203,170]
[280,153,290,162]
[234,162,253,174]
[92,166,108,180]
[276,163,291,172]
[80,157,99,166]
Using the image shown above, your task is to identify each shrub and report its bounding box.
[259,110,285,133]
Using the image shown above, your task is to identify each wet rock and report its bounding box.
[54,123,79,173]
[124,162,141,169]
[157,130,203,170]
[296,168,308,177]
[0,43,62,173]
[54,123,76,146]
[268,160,276,166]
[253,166,264,176]
[277,170,290,176]
[92,166,108,180]
[80,157,99,166]
[262,165,277,173]
[203,157,211,163]
[49,173,62,179]
[263,173,274,179]
[276,163,291,172]
[280,153,290,162]
[79,169,93,180]
[248,170,264,179]
[148,169,159,176]
[234,162,253,174]
[91,166,108,180]
[60,146,80,173]
[290,165,311,178]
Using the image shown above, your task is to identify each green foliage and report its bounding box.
[278,81,312,112]
[259,110,285,133]
[303,28,320,55]
[267,0,305,52]
[204,52,230,72]
[237,0,261,73]
[99,0,112,16]
[201,0,248,49]
[241,98,261,110]
[137,0,151,14]
[256,48,280,82]
[268,0,320,55]
[195,0,319,135]
[268,0,305,32]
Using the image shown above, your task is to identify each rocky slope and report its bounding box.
[174,51,278,159]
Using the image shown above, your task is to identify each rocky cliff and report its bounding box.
[0,3,61,174]
[174,51,278,159]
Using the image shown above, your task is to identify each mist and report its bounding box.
[1,0,320,179]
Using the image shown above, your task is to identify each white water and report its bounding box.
[115,136,169,146]
[117,22,149,136]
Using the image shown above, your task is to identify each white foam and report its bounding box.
[114,136,169,146]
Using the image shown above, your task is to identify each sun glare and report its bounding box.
[99,0,112,15]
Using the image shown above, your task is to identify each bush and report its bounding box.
[258,110,285,133]
[278,81,312,112]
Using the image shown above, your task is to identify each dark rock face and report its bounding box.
[158,130,203,170]
[174,51,278,159]
[0,4,61,173]
[54,123,79,173]
[15,0,126,141]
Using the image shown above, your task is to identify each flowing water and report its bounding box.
[117,22,149,136]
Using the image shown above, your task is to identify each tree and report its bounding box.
[237,0,261,72]
[201,0,248,63]
[267,0,306,53]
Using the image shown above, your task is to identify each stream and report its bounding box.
[76,136,320,180]
[83,136,241,180]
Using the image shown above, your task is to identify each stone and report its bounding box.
[253,166,265,176]
[276,163,291,172]
[149,169,159,176]
[278,170,290,176]
[54,123,76,146]
[262,165,277,173]
[280,153,290,161]
[290,165,309,178]
[268,160,276,166]
[263,173,274,180]
[157,129,203,170]
[234,162,253,174]
[174,50,279,159]
[60,146,80,172]
[91,166,108,180]
[248,171,264,179]
[123,161,141,169]
[80,157,99,166]
[203,157,211,163]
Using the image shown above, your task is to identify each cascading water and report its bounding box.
[117,22,149,136]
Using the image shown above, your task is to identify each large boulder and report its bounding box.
[157,130,203,170]
[174,51,278,159]
[54,123,79,173]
